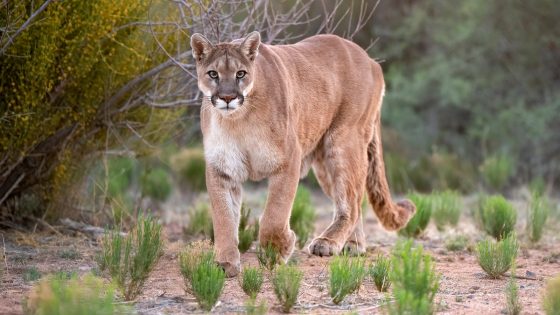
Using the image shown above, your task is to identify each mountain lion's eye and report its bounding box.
[236,71,246,79]
[208,71,218,79]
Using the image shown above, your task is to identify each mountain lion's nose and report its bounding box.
[219,94,236,104]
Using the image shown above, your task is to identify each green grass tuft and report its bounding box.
[23,267,41,282]
[272,264,303,313]
[370,254,392,292]
[480,195,517,240]
[140,167,172,202]
[241,267,264,298]
[445,235,469,252]
[398,193,432,238]
[505,265,522,315]
[543,275,560,315]
[245,298,268,315]
[475,233,518,279]
[256,242,280,271]
[329,255,367,304]
[431,190,461,231]
[98,215,163,300]
[527,192,549,243]
[480,154,514,191]
[178,240,214,293]
[171,148,206,191]
[191,258,226,311]
[387,239,440,315]
[290,186,316,249]
[185,202,214,240]
[58,248,81,260]
[238,204,257,253]
[23,274,130,315]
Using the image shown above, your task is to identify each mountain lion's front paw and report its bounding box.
[308,237,341,257]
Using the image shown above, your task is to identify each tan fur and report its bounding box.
[191,32,416,276]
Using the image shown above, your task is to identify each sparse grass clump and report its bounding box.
[256,243,280,271]
[241,267,264,298]
[290,186,316,249]
[476,233,518,279]
[140,167,172,202]
[24,267,41,282]
[480,195,517,240]
[480,154,514,191]
[370,254,391,292]
[59,248,81,260]
[398,193,432,238]
[191,258,226,311]
[543,275,560,315]
[431,190,461,231]
[329,255,367,304]
[387,239,440,315]
[185,202,214,240]
[505,266,522,315]
[245,298,268,315]
[98,215,163,300]
[527,192,550,243]
[445,235,469,252]
[171,148,206,191]
[272,264,303,313]
[238,204,258,253]
[178,240,214,292]
[24,274,130,315]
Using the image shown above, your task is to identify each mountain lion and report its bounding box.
[191,31,416,276]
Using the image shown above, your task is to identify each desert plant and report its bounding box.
[480,154,515,191]
[191,258,226,311]
[398,193,432,238]
[543,275,560,315]
[140,167,172,202]
[245,298,268,315]
[98,215,163,300]
[476,234,518,279]
[445,235,469,252]
[387,239,439,315]
[290,186,316,249]
[480,195,517,240]
[178,240,214,292]
[241,267,264,298]
[370,254,392,292]
[59,248,81,260]
[431,190,461,231]
[23,267,41,282]
[272,264,303,313]
[527,192,550,243]
[256,242,280,271]
[238,204,257,253]
[24,274,130,315]
[329,255,367,304]
[505,265,522,315]
[185,202,214,240]
[170,148,206,191]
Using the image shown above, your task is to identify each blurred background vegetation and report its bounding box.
[1,0,559,225]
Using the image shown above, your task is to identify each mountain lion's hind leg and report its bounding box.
[308,131,368,256]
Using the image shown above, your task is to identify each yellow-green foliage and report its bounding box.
[0,0,182,205]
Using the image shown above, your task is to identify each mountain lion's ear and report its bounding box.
[191,33,213,62]
[240,31,261,61]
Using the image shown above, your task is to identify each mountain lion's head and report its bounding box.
[191,32,261,113]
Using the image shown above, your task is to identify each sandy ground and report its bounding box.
[1,188,559,314]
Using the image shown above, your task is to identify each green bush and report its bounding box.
[241,267,264,298]
[543,275,560,315]
[24,274,130,315]
[98,215,163,300]
[431,190,461,231]
[170,148,206,191]
[505,266,521,315]
[290,186,316,249]
[179,240,214,293]
[329,255,367,304]
[476,234,518,279]
[104,158,137,198]
[185,202,214,240]
[387,239,439,315]
[445,235,468,252]
[191,258,226,311]
[140,167,172,202]
[23,267,42,282]
[238,204,257,253]
[370,254,391,292]
[480,154,515,191]
[398,193,432,238]
[272,264,303,313]
[256,243,280,272]
[480,195,517,240]
[245,298,268,315]
[527,192,549,243]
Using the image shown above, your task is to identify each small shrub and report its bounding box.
[480,195,517,240]
[24,267,41,282]
[329,255,367,304]
[290,186,316,249]
[238,204,257,253]
[171,148,206,191]
[256,243,280,271]
[432,190,461,231]
[272,264,303,313]
[104,157,137,198]
[480,154,514,191]
[24,274,130,315]
[98,215,163,300]
[245,298,268,315]
[140,167,172,202]
[543,275,560,315]
[178,240,214,292]
[185,202,214,240]
[505,266,521,315]
[241,267,264,298]
[191,258,226,311]
[527,192,549,243]
[387,239,439,315]
[445,235,468,252]
[59,248,81,260]
[370,254,391,292]
[476,234,518,279]
[398,193,432,238]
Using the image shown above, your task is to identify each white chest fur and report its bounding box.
[204,116,280,182]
